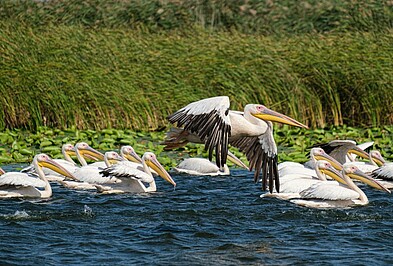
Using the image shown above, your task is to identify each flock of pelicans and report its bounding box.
[0,96,392,209]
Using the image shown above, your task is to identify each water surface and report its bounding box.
[0,165,392,265]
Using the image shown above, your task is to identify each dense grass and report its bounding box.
[0,0,392,34]
[0,1,392,131]
[1,22,392,131]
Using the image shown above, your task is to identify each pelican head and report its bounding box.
[104,151,124,165]
[121,146,143,163]
[316,160,345,184]
[311,148,343,170]
[343,165,390,193]
[36,153,77,179]
[142,152,176,187]
[247,104,308,129]
[63,143,76,156]
[76,142,105,161]
[369,150,386,167]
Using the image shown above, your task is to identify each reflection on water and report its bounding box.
[0,168,393,265]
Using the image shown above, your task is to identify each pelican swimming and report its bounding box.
[0,154,76,198]
[96,152,176,194]
[173,150,249,176]
[58,151,123,190]
[346,150,386,173]
[21,143,79,180]
[290,164,390,209]
[165,96,308,192]
[278,147,343,177]
[310,140,371,166]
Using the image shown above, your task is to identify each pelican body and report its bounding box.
[96,152,176,194]
[173,150,249,176]
[166,96,308,192]
[0,154,76,198]
[290,164,390,209]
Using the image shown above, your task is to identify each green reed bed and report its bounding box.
[1,0,391,34]
[1,22,392,131]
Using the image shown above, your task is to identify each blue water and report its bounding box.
[1,165,393,265]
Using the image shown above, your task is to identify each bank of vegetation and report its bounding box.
[0,0,392,132]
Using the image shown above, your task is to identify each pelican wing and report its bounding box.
[175,158,220,174]
[300,182,359,200]
[100,161,152,183]
[371,163,393,180]
[73,167,113,184]
[0,172,46,188]
[230,125,279,192]
[167,96,231,168]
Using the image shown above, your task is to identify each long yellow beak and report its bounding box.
[39,158,77,180]
[80,146,105,161]
[347,169,391,193]
[124,151,143,164]
[227,151,249,170]
[253,107,308,129]
[348,147,370,161]
[0,167,5,175]
[146,158,176,187]
[314,153,343,171]
[320,166,346,185]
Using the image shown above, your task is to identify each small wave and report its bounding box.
[83,205,94,217]
[1,210,30,220]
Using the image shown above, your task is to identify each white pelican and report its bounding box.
[278,147,343,177]
[165,96,308,192]
[0,154,76,198]
[96,152,176,194]
[173,150,249,176]
[262,160,346,200]
[346,150,386,173]
[290,164,390,209]
[310,140,371,166]
[21,143,79,180]
[59,151,123,190]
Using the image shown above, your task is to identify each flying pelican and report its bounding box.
[0,154,76,198]
[96,152,176,194]
[58,151,123,190]
[290,164,390,208]
[165,96,308,192]
[173,150,249,176]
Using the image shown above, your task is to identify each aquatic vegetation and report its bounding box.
[0,126,391,168]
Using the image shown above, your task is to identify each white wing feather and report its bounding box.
[0,172,46,188]
[300,182,359,200]
[73,167,113,184]
[372,163,393,180]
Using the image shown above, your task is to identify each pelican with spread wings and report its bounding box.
[165,96,308,192]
